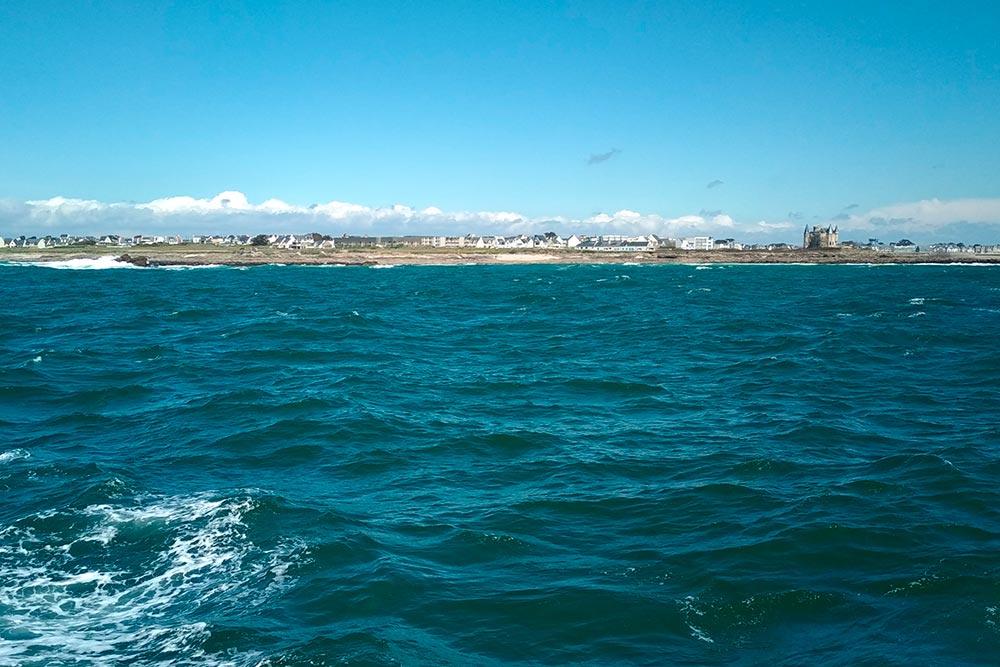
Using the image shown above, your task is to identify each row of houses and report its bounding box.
[1,234,189,248]
[6,232,997,254]
[3,234,98,248]
[182,232,731,252]
[0,231,825,253]
[837,239,1000,254]
[269,233,743,251]
[925,242,1000,254]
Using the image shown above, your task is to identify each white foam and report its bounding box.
[0,449,30,464]
[0,491,306,666]
[679,596,715,643]
[12,256,142,270]
[4,257,229,270]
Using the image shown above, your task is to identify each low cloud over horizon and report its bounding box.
[3,192,1000,244]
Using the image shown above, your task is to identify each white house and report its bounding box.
[679,236,714,250]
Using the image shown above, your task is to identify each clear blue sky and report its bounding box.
[2,1,999,241]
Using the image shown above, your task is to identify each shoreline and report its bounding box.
[3,246,1000,267]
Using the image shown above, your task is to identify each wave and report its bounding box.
[3,256,230,270]
[8,255,141,270]
[3,262,1000,665]
[0,490,307,666]
[0,448,30,464]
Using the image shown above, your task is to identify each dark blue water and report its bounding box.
[2,260,999,666]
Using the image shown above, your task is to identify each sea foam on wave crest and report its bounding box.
[8,257,227,270]
[13,255,142,270]
[0,448,30,464]
[0,490,305,666]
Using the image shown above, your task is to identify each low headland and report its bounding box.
[3,244,999,267]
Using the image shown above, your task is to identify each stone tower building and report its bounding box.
[803,225,839,249]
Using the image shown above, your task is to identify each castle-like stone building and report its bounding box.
[803,225,839,249]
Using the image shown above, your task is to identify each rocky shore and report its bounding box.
[3,245,1000,267]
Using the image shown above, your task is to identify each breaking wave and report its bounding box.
[0,489,305,666]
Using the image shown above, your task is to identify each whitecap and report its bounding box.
[10,256,141,270]
[0,491,307,666]
[0,449,30,464]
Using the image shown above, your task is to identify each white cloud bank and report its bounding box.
[0,191,743,240]
[837,198,1000,232]
[828,198,1000,243]
[2,192,1000,243]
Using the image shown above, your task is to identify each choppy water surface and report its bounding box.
[2,262,999,666]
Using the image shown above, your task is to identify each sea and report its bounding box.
[1,259,998,666]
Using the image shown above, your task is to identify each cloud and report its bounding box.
[706,180,724,189]
[6,192,1000,244]
[753,221,795,232]
[828,198,1000,242]
[587,148,621,165]
[1,191,750,240]
[843,203,859,210]
[579,210,737,237]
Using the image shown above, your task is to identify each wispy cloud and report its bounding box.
[586,148,621,165]
[754,221,795,231]
[842,203,859,210]
[706,179,724,189]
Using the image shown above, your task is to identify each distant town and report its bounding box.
[2,225,999,255]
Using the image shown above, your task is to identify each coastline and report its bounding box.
[3,245,1000,267]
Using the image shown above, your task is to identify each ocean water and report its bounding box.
[1,260,999,666]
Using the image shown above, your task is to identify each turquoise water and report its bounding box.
[1,261,999,666]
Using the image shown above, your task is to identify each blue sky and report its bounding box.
[2,1,999,242]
